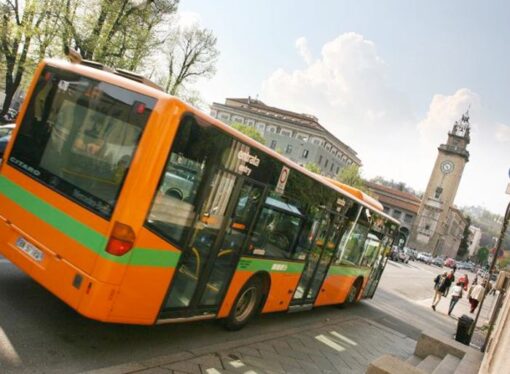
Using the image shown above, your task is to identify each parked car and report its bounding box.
[404,247,416,261]
[397,249,410,263]
[432,257,444,267]
[444,258,456,268]
[1,108,17,123]
[0,123,15,159]
[417,252,432,264]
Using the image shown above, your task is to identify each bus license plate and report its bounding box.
[16,237,44,262]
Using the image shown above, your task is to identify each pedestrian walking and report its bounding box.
[468,282,485,313]
[431,271,448,310]
[448,281,464,316]
[459,273,469,291]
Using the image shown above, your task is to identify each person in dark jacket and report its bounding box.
[432,271,455,311]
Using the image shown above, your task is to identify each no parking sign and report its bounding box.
[276,166,290,194]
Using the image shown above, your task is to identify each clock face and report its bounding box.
[440,160,454,174]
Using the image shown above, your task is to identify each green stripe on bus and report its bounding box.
[327,265,370,277]
[0,176,106,250]
[129,248,180,267]
[0,176,179,268]
[237,257,304,274]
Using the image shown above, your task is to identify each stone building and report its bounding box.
[366,182,421,247]
[210,98,361,177]
[440,207,468,258]
[409,112,471,256]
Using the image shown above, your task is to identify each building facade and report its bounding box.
[468,226,482,257]
[440,207,468,258]
[367,182,421,247]
[409,112,471,256]
[210,98,361,178]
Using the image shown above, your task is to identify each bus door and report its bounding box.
[162,173,266,317]
[291,211,344,305]
[363,237,390,298]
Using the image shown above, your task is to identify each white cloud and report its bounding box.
[495,123,510,142]
[261,32,411,142]
[417,88,480,146]
[295,37,313,65]
[257,33,507,213]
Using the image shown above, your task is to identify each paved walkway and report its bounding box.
[84,317,415,374]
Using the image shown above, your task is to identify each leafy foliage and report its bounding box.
[456,216,471,259]
[304,163,321,174]
[0,0,219,113]
[336,164,367,192]
[476,246,489,266]
[231,122,265,144]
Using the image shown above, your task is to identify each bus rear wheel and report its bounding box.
[345,279,362,305]
[223,277,263,331]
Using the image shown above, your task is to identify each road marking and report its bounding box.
[315,334,345,352]
[0,327,22,367]
[330,331,358,346]
[229,360,245,368]
[206,369,221,374]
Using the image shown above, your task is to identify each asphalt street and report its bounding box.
[0,256,492,373]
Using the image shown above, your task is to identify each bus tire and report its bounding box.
[345,278,363,305]
[223,277,263,331]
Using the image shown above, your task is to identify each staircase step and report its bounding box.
[406,355,423,367]
[416,355,442,373]
[432,354,461,374]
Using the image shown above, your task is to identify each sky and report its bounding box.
[179,0,510,215]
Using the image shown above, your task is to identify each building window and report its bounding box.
[318,155,323,165]
[393,210,402,218]
[435,186,443,199]
[281,129,292,137]
[313,138,321,145]
[324,159,329,168]
[404,214,413,223]
[336,166,340,174]
[302,149,309,158]
[270,140,277,149]
[285,144,292,154]
[219,113,230,122]
[267,126,276,133]
[232,115,244,123]
[330,163,334,172]
[256,123,265,132]
[246,119,255,126]
[325,144,331,151]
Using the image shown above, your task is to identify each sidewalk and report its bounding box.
[83,289,479,374]
[83,316,415,374]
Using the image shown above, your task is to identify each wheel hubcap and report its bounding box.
[235,286,257,321]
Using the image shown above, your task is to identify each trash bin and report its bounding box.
[455,314,474,345]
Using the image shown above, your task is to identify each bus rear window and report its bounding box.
[8,66,156,218]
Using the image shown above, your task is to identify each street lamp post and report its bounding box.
[477,200,510,352]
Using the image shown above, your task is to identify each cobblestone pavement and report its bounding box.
[86,317,415,374]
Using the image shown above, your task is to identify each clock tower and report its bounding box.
[409,111,471,256]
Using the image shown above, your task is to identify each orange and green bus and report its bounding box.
[0,58,399,329]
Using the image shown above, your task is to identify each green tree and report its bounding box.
[477,247,489,266]
[456,216,471,259]
[231,123,265,144]
[0,0,55,114]
[62,0,178,69]
[336,164,367,192]
[304,163,321,174]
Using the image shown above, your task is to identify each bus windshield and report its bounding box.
[8,66,156,218]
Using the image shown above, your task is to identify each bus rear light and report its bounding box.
[106,222,136,256]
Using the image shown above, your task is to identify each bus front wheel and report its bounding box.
[223,277,263,331]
